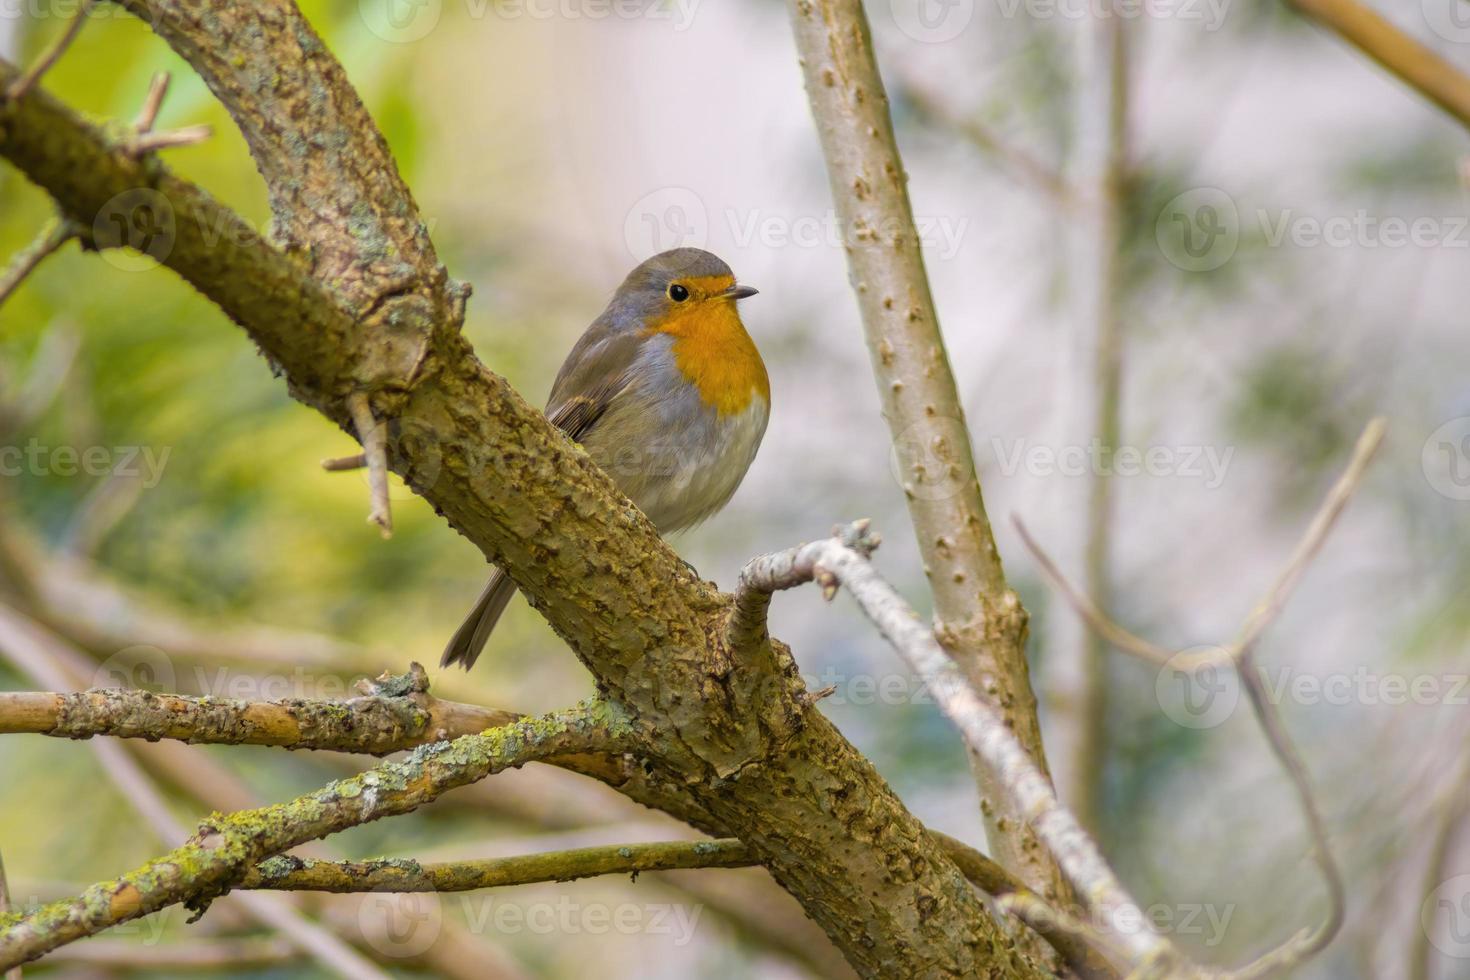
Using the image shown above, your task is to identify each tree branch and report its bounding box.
[0,706,624,970]
[1287,0,1470,129]
[1,0,91,103]
[735,522,1179,971]
[0,6,1050,970]
[0,217,75,311]
[786,0,1068,909]
[241,839,753,892]
[0,670,515,755]
[1014,419,1385,978]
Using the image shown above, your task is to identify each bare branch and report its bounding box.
[0,704,625,970]
[1016,419,1385,978]
[736,523,1181,971]
[1408,757,1470,980]
[787,0,1068,909]
[0,218,75,312]
[132,71,171,132]
[1234,418,1386,653]
[243,838,752,892]
[889,72,1074,206]
[321,452,367,472]
[1288,0,1470,130]
[1014,516,1196,670]
[2,0,92,103]
[346,392,392,538]
[128,123,212,156]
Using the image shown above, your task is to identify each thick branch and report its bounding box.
[786,0,1066,905]
[0,706,624,970]
[0,19,1046,974]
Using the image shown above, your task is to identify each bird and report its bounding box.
[441,247,769,671]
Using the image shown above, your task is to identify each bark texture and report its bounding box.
[0,6,1043,972]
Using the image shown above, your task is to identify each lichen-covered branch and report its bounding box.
[0,674,515,756]
[242,839,753,892]
[785,0,1067,906]
[0,705,625,970]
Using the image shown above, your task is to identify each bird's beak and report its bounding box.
[722,284,759,300]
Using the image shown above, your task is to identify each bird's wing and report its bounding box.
[544,321,642,442]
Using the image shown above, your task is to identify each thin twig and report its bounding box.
[1408,756,1470,980]
[346,393,392,538]
[3,0,93,103]
[1015,419,1386,979]
[0,219,76,312]
[891,72,1075,207]
[133,72,171,132]
[321,452,367,472]
[244,838,753,892]
[1288,0,1470,130]
[128,124,212,156]
[1234,418,1386,653]
[1014,516,1197,669]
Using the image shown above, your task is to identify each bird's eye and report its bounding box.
[668,284,690,302]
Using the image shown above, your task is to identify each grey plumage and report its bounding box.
[441,248,767,671]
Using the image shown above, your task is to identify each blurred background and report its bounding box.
[2,0,1468,976]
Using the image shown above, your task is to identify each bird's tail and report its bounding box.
[440,568,517,671]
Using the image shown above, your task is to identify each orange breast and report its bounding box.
[648,302,770,417]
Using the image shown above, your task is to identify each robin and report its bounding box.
[442,247,769,670]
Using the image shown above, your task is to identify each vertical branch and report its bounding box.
[0,847,16,980]
[2,0,91,102]
[786,0,1069,905]
[1073,10,1132,832]
[1408,759,1470,980]
[347,393,392,538]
